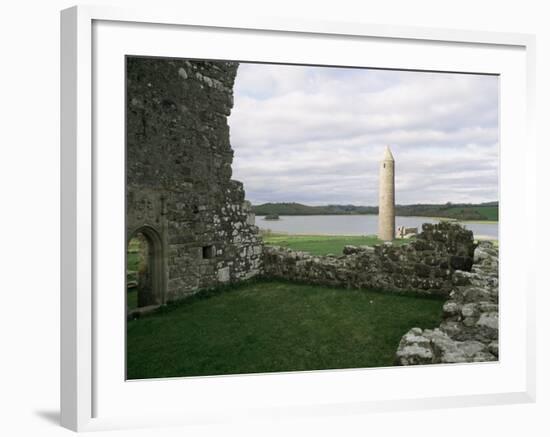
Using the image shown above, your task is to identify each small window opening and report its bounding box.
[202,245,215,259]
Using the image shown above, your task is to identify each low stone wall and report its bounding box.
[395,241,499,364]
[262,222,476,296]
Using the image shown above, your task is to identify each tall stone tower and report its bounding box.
[378,146,395,241]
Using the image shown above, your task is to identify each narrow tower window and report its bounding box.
[202,245,215,259]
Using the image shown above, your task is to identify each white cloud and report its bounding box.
[229,63,499,205]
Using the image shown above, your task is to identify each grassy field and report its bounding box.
[127,289,138,310]
[127,250,139,311]
[127,238,142,310]
[127,252,140,272]
[262,233,412,256]
[443,205,498,221]
[127,238,141,271]
[126,280,443,379]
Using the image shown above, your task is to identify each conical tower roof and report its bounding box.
[383,145,394,161]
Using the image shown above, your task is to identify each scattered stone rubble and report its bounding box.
[395,241,499,365]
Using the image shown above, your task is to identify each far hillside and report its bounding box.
[252,202,498,221]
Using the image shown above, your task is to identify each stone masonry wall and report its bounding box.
[262,222,476,296]
[395,241,499,364]
[127,57,263,302]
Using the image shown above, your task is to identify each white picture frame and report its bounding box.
[60,5,536,432]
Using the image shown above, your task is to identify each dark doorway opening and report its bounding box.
[127,226,164,311]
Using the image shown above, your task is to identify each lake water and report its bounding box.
[257,215,498,239]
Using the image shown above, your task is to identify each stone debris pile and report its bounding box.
[395,241,498,365]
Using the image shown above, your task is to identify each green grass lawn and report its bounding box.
[127,239,141,311]
[127,250,140,272]
[126,250,139,311]
[126,280,443,379]
[127,289,138,311]
[262,234,412,256]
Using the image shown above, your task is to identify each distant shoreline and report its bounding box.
[260,230,498,241]
[253,202,498,222]
[256,214,499,224]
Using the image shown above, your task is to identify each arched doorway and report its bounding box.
[126,226,165,311]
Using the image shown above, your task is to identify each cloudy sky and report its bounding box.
[229,63,499,206]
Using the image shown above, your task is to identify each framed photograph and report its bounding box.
[61,5,536,431]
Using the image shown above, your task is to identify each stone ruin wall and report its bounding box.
[261,221,499,364]
[262,222,477,296]
[126,57,263,303]
[395,241,499,364]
